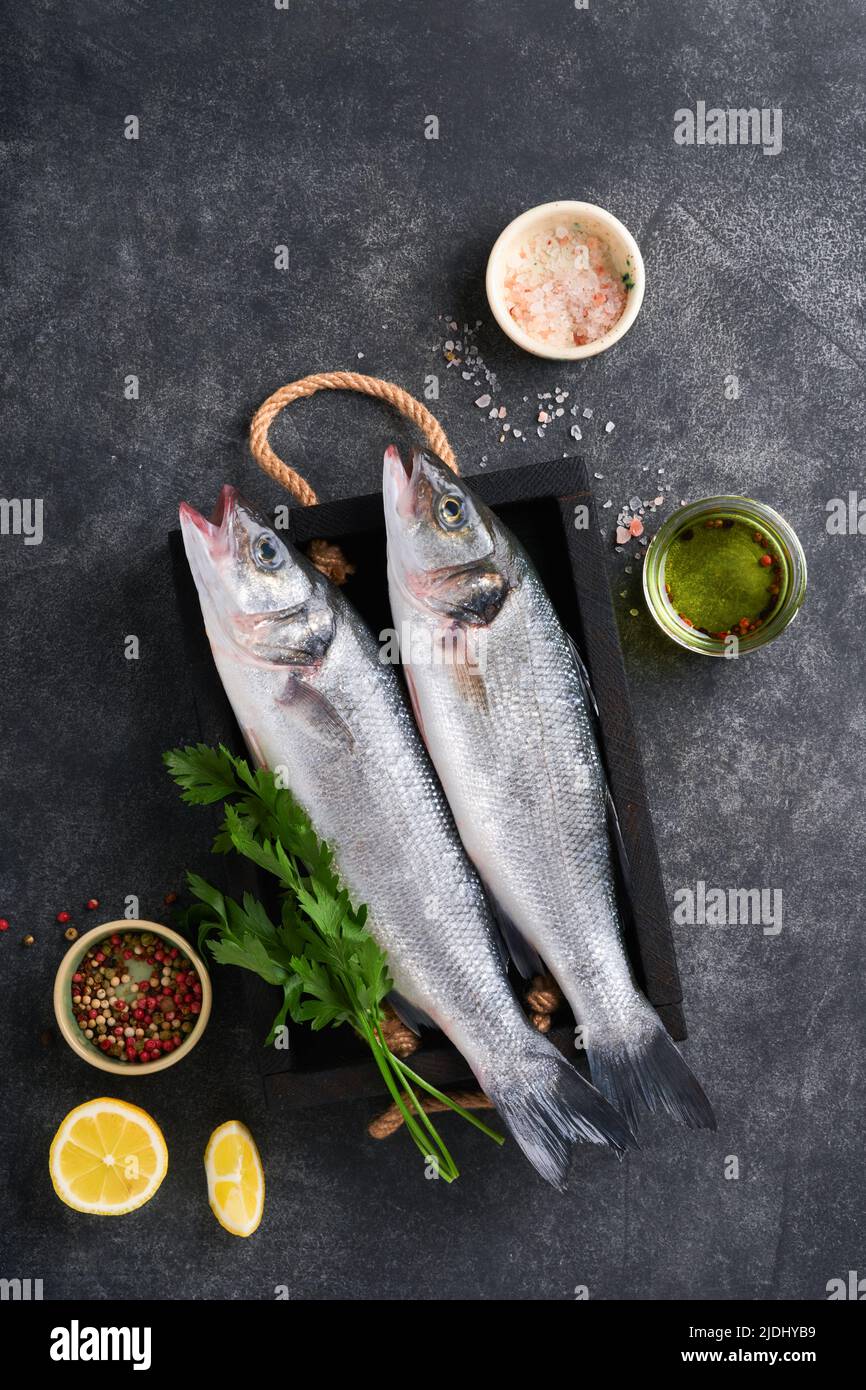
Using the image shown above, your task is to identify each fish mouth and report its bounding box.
[384,443,412,482]
[179,484,238,545]
[382,445,416,522]
[178,485,242,625]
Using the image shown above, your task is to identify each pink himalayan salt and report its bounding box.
[628,517,644,537]
[503,225,628,349]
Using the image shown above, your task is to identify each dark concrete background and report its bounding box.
[2,0,864,1300]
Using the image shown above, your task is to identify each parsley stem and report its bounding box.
[390,1057,505,1145]
[356,1014,458,1182]
[383,1055,461,1182]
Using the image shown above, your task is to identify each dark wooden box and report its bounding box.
[169,456,685,1108]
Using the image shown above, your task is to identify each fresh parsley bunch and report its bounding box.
[164,744,503,1182]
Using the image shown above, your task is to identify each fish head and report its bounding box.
[383,447,510,625]
[179,485,335,666]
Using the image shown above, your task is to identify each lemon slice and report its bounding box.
[49,1098,168,1215]
[204,1120,264,1237]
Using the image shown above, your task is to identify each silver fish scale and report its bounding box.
[395,561,649,1051]
[218,586,528,1061]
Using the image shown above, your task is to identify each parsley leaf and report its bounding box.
[165,742,504,1179]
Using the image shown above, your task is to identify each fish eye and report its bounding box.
[253,531,283,570]
[437,493,465,530]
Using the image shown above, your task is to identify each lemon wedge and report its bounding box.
[49,1098,168,1215]
[204,1120,264,1237]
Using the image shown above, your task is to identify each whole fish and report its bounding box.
[383,448,715,1134]
[179,485,635,1185]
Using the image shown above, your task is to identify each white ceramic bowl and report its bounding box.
[485,200,645,361]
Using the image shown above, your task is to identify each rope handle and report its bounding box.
[249,371,459,507]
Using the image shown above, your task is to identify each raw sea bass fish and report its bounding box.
[383,449,715,1134]
[179,486,635,1186]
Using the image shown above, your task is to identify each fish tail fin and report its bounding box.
[479,1033,638,1190]
[587,1018,716,1134]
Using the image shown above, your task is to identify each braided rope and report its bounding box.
[249,371,458,508]
[368,1090,495,1140]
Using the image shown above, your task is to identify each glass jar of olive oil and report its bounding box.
[643,496,807,656]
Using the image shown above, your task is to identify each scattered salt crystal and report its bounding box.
[642,465,649,471]
[653,495,664,506]
[615,526,631,545]
[449,321,458,330]
[629,608,639,617]
[537,427,545,438]
[629,496,642,510]
[555,408,564,417]
[538,411,550,424]
[444,340,454,351]
[583,408,593,419]
[357,352,364,359]
[625,565,633,574]
[498,406,506,418]
[462,371,472,380]
[605,421,615,433]
[620,589,628,598]
[503,423,511,432]
[475,394,491,408]
[570,425,582,441]
[603,500,612,508]
[594,471,603,480]
[628,517,644,537]
[513,429,522,439]
[488,408,498,419]
[658,468,665,474]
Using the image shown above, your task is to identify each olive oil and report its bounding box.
[663,516,784,638]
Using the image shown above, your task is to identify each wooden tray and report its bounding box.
[169,456,686,1108]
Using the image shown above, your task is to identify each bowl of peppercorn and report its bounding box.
[53,920,212,1074]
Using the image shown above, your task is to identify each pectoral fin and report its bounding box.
[449,657,490,715]
[388,991,436,1035]
[277,676,355,749]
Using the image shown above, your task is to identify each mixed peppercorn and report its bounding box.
[71,929,202,1064]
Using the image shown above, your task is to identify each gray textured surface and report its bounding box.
[1,0,864,1300]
